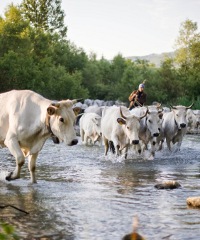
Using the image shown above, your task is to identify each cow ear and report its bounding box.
[117,118,126,125]
[47,106,56,115]
[73,107,82,116]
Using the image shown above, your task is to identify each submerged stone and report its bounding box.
[122,232,145,240]
[154,181,181,190]
[186,196,200,208]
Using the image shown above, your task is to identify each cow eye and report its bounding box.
[127,126,130,129]
[59,117,64,123]
[148,120,151,123]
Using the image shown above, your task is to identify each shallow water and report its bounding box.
[0,135,200,240]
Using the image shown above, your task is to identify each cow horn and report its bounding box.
[169,104,177,109]
[186,102,194,109]
[140,108,148,119]
[156,103,162,108]
[77,113,84,118]
[120,107,127,119]
[72,98,84,104]
[51,102,60,108]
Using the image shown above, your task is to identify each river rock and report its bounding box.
[186,196,200,208]
[154,181,181,190]
[122,232,145,240]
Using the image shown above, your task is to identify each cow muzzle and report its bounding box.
[153,133,159,137]
[52,136,60,144]
[69,139,78,146]
[132,140,139,145]
[180,123,186,128]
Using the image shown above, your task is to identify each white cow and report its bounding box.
[84,105,105,116]
[79,113,102,145]
[158,104,193,151]
[101,106,147,158]
[186,109,200,133]
[193,110,200,133]
[0,90,80,183]
[130,105,163,158]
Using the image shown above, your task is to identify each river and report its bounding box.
[0,134,200,240]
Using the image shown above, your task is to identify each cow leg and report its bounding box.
[80,129,85,143]
[123,145,129,159]
[116,145,121,156]
[132,143,142,154]
[28,153,38,184]
[103,137,109,155]
[83,134,89,145]
[150,138,157,157]
[4,137,25,180]
[111,136,121,156]
[166,138,172,151]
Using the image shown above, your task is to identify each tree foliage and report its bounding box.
[21,0,67,37]
[0,3,200,108]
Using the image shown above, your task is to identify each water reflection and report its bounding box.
[0,135,200,239]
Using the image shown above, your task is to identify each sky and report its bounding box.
[1,0,200,59]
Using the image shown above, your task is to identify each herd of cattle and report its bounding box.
[75,101,198,159]
[0,89,200,184]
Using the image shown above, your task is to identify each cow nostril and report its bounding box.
[153,133,159,137]
[71,139,78,146]
[132,140,139,145]
[180,123,186,128]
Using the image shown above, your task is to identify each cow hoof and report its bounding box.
[154,181,181,190]
[148,155,154,160]
[5,172,13,181]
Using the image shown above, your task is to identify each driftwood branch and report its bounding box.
[0,205,29,214]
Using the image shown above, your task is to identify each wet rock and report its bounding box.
[122,216,145,240]
[122,232,145,240]
[186,196,200,208]
[154,181,181,190]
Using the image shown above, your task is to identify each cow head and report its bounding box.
[117,107,147,145]
[92,116,102,136]
[170,103,193,130]
[47,99,79,146]
[145,109,163,138]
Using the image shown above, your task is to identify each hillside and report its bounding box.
[126,51,175,67]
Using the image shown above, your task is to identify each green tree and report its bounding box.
[52,40,88,73]
[174,19,200,102]
[0,4,34,92]
[21,0,67,37]
[0,4,31,57]
[0,222,20,240]
[158,58,180,104]
[175,19,200,69]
